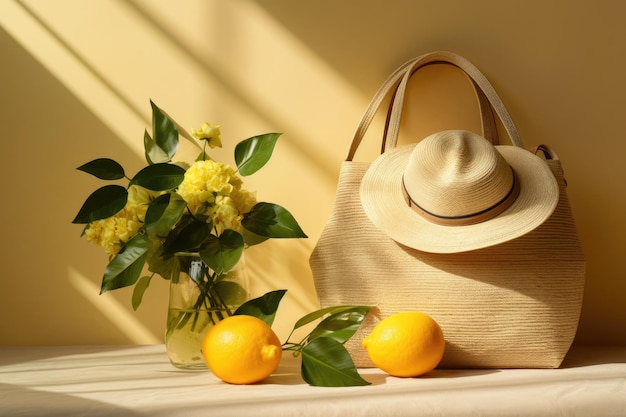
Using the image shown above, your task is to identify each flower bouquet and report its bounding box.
[73,101,307,367]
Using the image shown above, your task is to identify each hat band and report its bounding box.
[402,169,521,226]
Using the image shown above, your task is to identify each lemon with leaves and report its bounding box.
[362,312,445,377]
[202,315,282,384]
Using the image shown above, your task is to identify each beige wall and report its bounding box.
[1,0,624,346]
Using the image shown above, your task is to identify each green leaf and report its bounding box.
[242,202,307,238]
[132,275,152,310]
[241,227,269,246]
[77,158,126,180]
[150,100,179,161]
[293,305,370,331]
[234,289,287,326]
[195,149,210,162]
[301,337,370,387]
[144,193,187,235]
[146,244,177,281]
[213,280,248,306]
[307,306,372,344]
[199,230,244,275]
[163,219,211,254]
[234,133,281,176]
[101,234,149,294]
[72,185,128,224]
[129,163,185,191]
[144,130,169,165]
[156,105,202,151]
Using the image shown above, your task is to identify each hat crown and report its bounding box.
[403,130,514,218]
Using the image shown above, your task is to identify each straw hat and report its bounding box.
[360,130,559,253]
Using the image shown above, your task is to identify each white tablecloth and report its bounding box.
[1,345,624,416]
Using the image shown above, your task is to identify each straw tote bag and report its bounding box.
[309,51,585,369]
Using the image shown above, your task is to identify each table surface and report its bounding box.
[1,344,625,417]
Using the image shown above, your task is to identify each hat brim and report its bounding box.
[360,144,560,253]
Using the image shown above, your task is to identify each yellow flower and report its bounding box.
[231,188,257,214]
[84,209,141,256]
[191,122,222,149]
[178,160,257,232]
[83,185,154,255]
[127,185,157,211]
[212,195,241,231]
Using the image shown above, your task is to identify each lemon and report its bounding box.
[202,315,282,384]
[362,311,445,377]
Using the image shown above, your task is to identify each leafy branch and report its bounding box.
[72,101,307,308]
[234,290,372,387]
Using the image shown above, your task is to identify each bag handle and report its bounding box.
[347,52,499,160]
[531,144,567,186]
[386,51,523,152]
[531,144,559,160]
[347,51,523,160]
[381,62,499,154]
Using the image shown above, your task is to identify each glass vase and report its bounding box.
[165,252,249,370]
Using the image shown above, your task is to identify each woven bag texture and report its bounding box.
[310,158,584,368]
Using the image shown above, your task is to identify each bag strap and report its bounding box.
[381,63,499,155]
[347,51,523,161]
[386,51,523,151]
[531,144,567,186]
[531,144,559,161]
